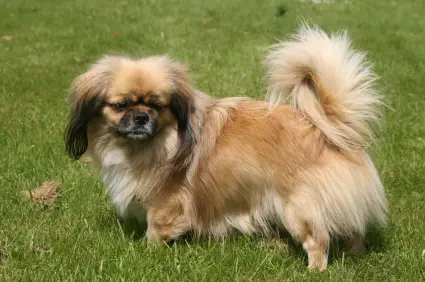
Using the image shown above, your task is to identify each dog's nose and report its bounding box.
[132,112,149,125]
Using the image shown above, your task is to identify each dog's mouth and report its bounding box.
[120,130,152,140]
[115,121,158,141]
[116,128,155,140]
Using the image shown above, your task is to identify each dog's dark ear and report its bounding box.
[167,59,197,172]
[65,96,103,159]
[65,56,120,159]
[169,92,196,172]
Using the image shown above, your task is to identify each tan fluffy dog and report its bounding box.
[65,25,387,271]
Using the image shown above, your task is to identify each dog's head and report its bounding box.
[65,55,195,164]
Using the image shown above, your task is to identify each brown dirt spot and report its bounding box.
[0,246,6,261]
[25,180,60,208]
[79,156,93,165]
[35,247,53,254]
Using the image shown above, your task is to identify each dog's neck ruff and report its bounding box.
[90,129,175,218]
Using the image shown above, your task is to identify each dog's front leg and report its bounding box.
[146,195,190,245]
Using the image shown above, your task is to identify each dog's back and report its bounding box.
[189,25,387,271]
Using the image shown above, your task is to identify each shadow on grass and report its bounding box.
[117,217,389,266]
[364,226,389,253]
[328,227,389,266]
[119,217,147,240]
[279,227,389,267]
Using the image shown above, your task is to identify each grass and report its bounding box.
[1,0,425,280]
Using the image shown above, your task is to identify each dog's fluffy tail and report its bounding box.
[265,25,383,151]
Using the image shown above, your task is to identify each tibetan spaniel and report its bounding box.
[65,26,387,271]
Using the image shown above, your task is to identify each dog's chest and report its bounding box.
[98,146,154,218]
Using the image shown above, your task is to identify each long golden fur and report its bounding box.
[65,25,387,271]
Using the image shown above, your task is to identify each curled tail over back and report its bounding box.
[265,25,383,151]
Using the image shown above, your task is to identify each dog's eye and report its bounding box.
[150,103,164,112]
[114,102,128,110]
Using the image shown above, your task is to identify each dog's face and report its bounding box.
[102,65,178,141]
[65,56,195,163]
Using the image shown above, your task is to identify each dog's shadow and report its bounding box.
[119,217,148,240]
[118,217,193,244]
[251,227,388,267]
[327,227,388,266]
[119,219,388,267]
[119,217,196,244]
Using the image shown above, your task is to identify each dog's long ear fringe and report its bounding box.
[168,92,196,173]
[65,97,102,159]
[160,59,197,174]
[64,56,119,159]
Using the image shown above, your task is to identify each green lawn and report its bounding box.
[1,0,425,280]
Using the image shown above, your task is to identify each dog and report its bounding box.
[65,25,387,271]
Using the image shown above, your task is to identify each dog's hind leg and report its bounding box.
[281,199,330,271]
